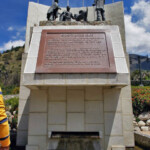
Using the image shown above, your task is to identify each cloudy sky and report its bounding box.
[0,0,150,56]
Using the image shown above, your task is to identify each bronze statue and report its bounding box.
[74,8,88,21]
[47,0,61,21]
[60,6,74,21]
[93,0,105,21]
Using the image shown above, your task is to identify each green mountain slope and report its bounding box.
[0,46,24,95]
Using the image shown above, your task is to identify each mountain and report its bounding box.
[0,46,24,95]
[129,54,150,72]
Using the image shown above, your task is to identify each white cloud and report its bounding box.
[11,31,24,40]
[131,0,150,29]
[8,26,14,31]
[16,32,20,36]
[18,26,26,32]
[7,26,26,40]
[8,26,26,32]
[125,0,150,55]
[11,36,17,39]
[0,40,25,52]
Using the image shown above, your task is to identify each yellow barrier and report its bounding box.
[0,88,10,148]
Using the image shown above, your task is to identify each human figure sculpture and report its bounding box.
[74,8,88,21]
[93,0,105,21]
[60,6,74,21]
[47,0,61,21]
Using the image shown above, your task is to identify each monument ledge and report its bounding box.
[24,25,129,89]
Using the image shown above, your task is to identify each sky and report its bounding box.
[0,0,150,56]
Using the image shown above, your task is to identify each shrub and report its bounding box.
[131,70,150,81]
[132,86,150,116]
[5,97,19,114]
[0,85,19,95]
[12,87,20,94]
[11,114,18,129]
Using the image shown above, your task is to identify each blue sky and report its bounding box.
[0,0,150,55]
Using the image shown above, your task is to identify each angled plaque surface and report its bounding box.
[36,29,116,73]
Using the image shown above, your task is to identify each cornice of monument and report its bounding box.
[39,21,112,26]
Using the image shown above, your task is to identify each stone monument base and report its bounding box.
[17,2,134,150]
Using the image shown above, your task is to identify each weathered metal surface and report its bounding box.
[36,29,116,73]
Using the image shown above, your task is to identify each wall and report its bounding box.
[23,25,129,87]
[17,53,30,146]
[26,86,125,150]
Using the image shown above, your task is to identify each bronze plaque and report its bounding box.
[36,29,116,73]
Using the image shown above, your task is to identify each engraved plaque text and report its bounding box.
[36,30,116,73]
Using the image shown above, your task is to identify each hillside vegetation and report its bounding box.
[0,46,24,95]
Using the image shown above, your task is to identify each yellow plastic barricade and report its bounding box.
[0,88,10,149]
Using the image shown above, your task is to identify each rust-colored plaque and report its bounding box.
[36,29,116,73]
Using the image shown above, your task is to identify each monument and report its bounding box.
[93,0,105,21]
[47,0,61,21]
[74,8,88,21]
[59,6,74,21]
[17,1,134,150]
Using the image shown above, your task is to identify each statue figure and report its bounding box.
[93,0,105,21]
[74,8,88,21]
[60,6,74,21]
[47,0,61,21]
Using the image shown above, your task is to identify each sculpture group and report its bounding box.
[47,0,105,21]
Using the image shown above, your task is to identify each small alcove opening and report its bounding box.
[49,131,101,139]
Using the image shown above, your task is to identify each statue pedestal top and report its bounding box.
[39,21,111,26]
